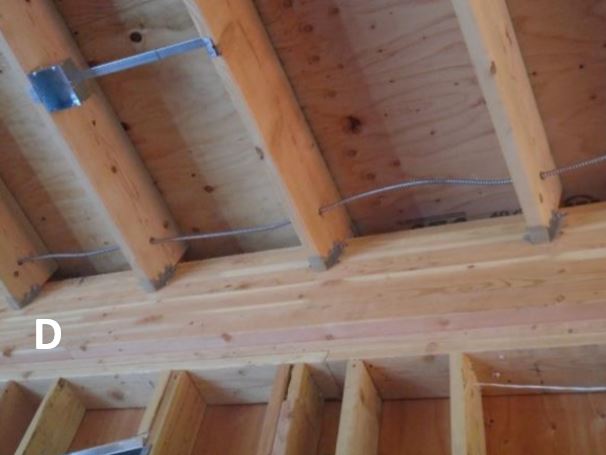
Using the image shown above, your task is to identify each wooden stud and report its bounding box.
[256,365,292,455]
[182,0,353,268]
[16,378,85,455]
[0,382,40,455]
[450,353,487,455]
[0,178,56,308]
[272,364,324,455]
[450,0,562,243]
[140,371,206,455]
[0,0,186,290]
[335,360,382,455]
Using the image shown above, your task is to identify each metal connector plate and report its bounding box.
[28,59,89,112]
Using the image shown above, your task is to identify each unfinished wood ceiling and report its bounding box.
[0,0,605,285]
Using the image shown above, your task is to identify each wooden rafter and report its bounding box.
[0,0,186,291]
[0,178,56,309]
[182,0,353,268]
[450,0,562,243]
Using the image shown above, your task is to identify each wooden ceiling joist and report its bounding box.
[335,360,382,455]
[141,371,206,455]
[183,0,353,269]
[450,0,562,243]
[15,378,85,455]
[450,354,487,455]
[0,0,186,291]
[0,178,56,309]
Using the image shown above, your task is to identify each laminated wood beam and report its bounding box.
[0,178,56,308]
[450,353,487,455]
[2,203,606,379]
[16,378,85,455]
[335,360,382,455]
[0,382,40,455]
[272,364,324,455]
[0,0,186,290]
[450,0,562,243]
[257,365,292,455]
[182,0,353,268]
[140,371,206,455]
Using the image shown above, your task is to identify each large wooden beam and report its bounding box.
[450,0,562,243]
[450,353,487,455]
[0,0,186,290]
[1,203,606,380]
[0,178,56,308]
[182,0,352,268]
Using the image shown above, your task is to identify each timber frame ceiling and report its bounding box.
[0,0,606,310]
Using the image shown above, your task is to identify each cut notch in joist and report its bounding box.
[450,0,563,243]
[0,0,186,292]
[182,0,353,268]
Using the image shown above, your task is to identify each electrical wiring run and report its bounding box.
[320,152,606,214]
[150,220,292,244]
[20,220,292,263]
[320,177,513,214]
[18,152,606,264]
[479,382,606,393]
[19,245,121,264]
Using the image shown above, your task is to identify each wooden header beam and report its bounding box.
[451,0,562,243]
[0,0,186,291]
[183,0,353,268]
[0,178,56,308]
[1,202,606,380]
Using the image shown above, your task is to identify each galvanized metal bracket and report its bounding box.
[65,435,150,455]
[29,37,219,112]
[524,210,566,244]
[308,242,345,271]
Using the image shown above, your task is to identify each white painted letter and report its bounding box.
[36,319,61,350]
